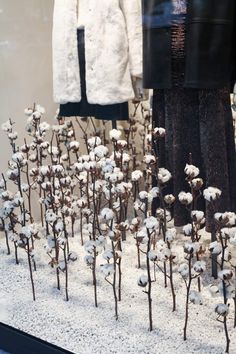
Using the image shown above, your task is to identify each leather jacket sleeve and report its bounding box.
[119,0,143,78]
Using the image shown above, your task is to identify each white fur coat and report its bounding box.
[52,0,142,105]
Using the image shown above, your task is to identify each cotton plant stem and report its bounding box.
[167,241,176,312]
[63,245,69,301]
[9,214,19,264]
[92,249,98,308]
[24,153,33,224]
[1,218,10,255]
[26,238,36,301]
[52,225,60,290]
[219,233,230,353]
[112,240,118,320]
[183,255,193,341]
[196,251,201,293]
[136,239,141,269]
[146,229,153,331]
[116,239,122,302]
[92,173,98,307]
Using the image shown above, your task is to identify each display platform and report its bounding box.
[0,323,74,354]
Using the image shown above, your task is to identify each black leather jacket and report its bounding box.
[142,0,236,90]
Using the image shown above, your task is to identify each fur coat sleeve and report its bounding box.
[119,0,143,78]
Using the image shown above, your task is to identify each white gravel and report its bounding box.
[0,233,236,354]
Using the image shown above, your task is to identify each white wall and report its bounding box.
[0,0,57,170]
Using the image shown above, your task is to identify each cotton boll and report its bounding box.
[103,250,114,261]
[153,127,165,137]
[145,133,152,144]
[1,119,12,132]
[218,269,233,281]
[183,224,193,236]
[158,168,172,184]
[215,303,229,317]
[223,212,236,226]
[84,241,96,254]
[191,178,204,190]
[143,154,156,165]
[5,169,18,183]
[100,263,114,277]
[21,183,30,192]
[131,217,142,227]
[84,255,94,266]
[149,187,160,198]
[100,208,115,221]
[48,146,60,156]
[77,171,87,184]
[215,212,236,226]
[94,145,109,158]
[158,248,171,262]
[12,152,25,164]
[184,242,199,254]
[40,165,51,176]
[68,141,80,152]
[0,190,13,201]
[3,201,14,217]
[109,129,122,141]
[166,228,177,243]
[148,250,158,262]
[9,232,20,243]
[96,235,107,248]
[12,194,24,207]
[101,158,116,174]
[209,241,222,255]
[55,220,64,233]
[138,275,148,287]
[88,136,102,148]
[193,260,206,273]
[109,230,121,242]
[122,153,130,163]
[45,210,58,223]
[164,194,175,205]
[178,263,189,279]
[117,139,128,149]
[184,164,200,178]
[52,164,64,175]
[221,228,231,240]
[139,191,148,200]
[203,187,222,202]
[191,210,205,223]
[21,224,38,239]
[155,208,165,220]
[83,161,96,171]
[8,132,18,140]
[39,121,50,132]
[112,201,120,212]
[178,191,193,205]
[189,291,203,305]
[41,182,52,191]
[136,227,148,243]
[144,216,159,230]
[47,235,56,249]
